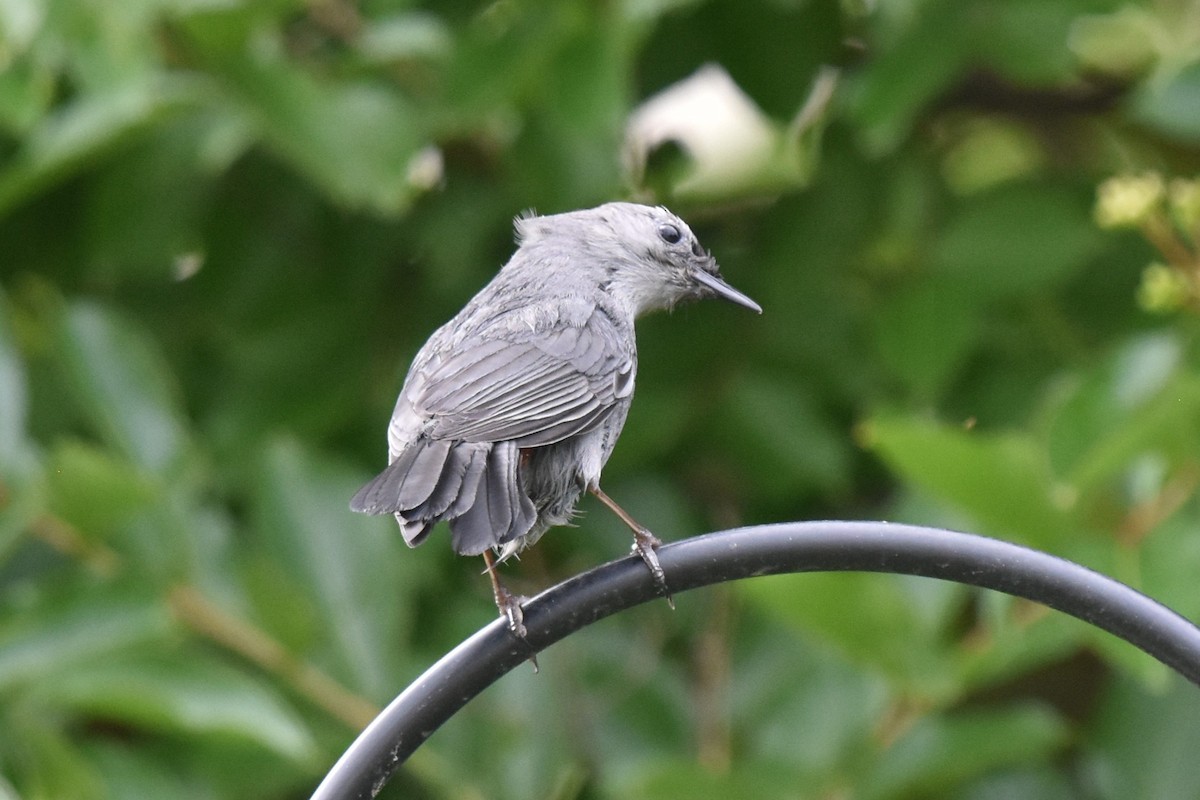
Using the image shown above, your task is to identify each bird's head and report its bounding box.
[515,202,762,318]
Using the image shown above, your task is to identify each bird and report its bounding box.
[350,202,761,638]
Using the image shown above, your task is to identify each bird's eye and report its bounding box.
[657,224,682,244]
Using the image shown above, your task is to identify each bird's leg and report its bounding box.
[480,552,539,672]
[589,486,674,609]
[481,550,529,638]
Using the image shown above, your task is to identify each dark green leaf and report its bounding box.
[54,301,189,474]
[974,0,1080,84]
[849,0,971,152]
[0,79,196,216]
[251,438,410,701]
[0,291,42,560]
[873,279,982,397]
[862,706,1069,799]
[932,184,1101,298]
[185,24,426,215]
[865,415,1078,550]
[723,374,852,499]
[1043,334,1200,490]
[618,758,805,800]
[1133,60,1200,143]
[1084,674,1200,800]
[0,713,106,800]
[0,590,172,695]
[740,572,961,696]
[0,289,29,456]
[46,441,154,538]
[41,651,317,764]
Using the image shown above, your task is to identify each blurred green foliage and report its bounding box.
[3,0,1200,797]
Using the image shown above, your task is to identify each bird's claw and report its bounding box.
[632,528,674,609]
[493,583,529,639]
[492,584,539,671]
[482,552,538,670]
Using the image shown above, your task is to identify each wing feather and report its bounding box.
[413,306,632,447]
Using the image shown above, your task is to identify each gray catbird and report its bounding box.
[350,202,760,636]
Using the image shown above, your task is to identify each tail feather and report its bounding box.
[349,445,421,514]
[396,516,435,547]
[395,438,452,509]
[349,438,451,515]
[410,442,487,520]
[449,441,536,555]
[442,445,490,519]
[352,437,537,555]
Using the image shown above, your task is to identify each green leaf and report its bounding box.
[1133,60,1200,143]
[1043,334,1200,491]
[1084,674,1200,799]
[619,758,805,800]
[0,290,29,457]
[54,301,189,474]
[862,705,1069,799]
[740,572,961,697]
[0,590,172,695]
[0,711,105,800]
[46,440,155,539]
[252,438,410,701]
[849,0,971,153]
[873,279,982,397]
[183,13,426,215]
[81,741,197,800]
[1084,621,1171,690]
[932,183,1100,298]
[241,76,425,216]
[0,292,42,560]
[954,593,1088,692]
[0,78,196,216]
[357,12,453,65]
[83,117,222,282]
[959,767,1079,799]
[0,0,46,56]
[722,374,852,499]
[40,651,317,764]
[732,626,889,775]
[864,415,1077,550]
[1139,508,1200,621]
[974,0,1079,84]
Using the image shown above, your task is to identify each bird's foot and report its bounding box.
[482,552,538,671]
[492,583,539,672]
[589,485,675,610]
[492,582,529,638]
[632,528,674,610]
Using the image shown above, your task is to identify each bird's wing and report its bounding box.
[410,306,634,447]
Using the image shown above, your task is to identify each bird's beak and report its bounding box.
[692,269,763,314]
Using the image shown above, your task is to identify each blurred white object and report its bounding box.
[624,64,836,201]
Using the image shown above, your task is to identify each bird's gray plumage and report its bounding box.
[351,202,760,561]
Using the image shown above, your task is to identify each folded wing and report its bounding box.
[351,305,635,555]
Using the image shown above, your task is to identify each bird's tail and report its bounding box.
[349,438,536,555]
[448,440,537,556]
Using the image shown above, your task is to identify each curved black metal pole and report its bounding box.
[310,521,1200,800]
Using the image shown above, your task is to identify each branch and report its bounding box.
[310,521,1200,800]
[169,585,379,731]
